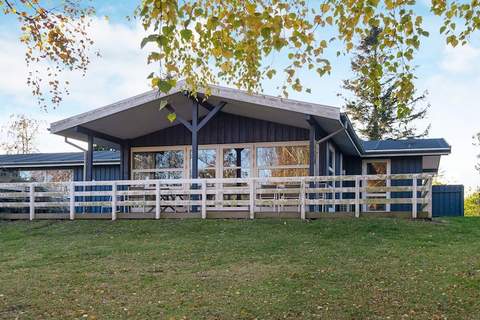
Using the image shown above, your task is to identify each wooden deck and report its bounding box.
[0,174,433,220]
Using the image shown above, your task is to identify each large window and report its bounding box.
[132,150,185,180]
[131,142,311,180]
[0,169,73,183]
[256,144,309,177]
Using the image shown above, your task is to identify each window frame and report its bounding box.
[362,159,391,212]
[130,140,310,180]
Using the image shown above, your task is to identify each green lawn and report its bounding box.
[0,218,479,319]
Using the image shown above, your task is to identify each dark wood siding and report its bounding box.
[432,185,464,217]
[131,112,309,147]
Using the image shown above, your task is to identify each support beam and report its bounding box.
[307,115,318,213]
[191,102,199,179]
[85,134,94,181]
[75,126,123,146]
[198,102,226,130]
[165,105,193,131]
[308,118,316,176]
[119,141,131,180]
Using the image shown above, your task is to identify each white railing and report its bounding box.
[0,174,433,220]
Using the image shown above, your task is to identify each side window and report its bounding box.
[327,144,335,176]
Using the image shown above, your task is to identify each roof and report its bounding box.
[361,138,451,155]
[0,151,120,168]
[49,80,340,141]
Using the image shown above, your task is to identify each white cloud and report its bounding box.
[0,17,153,152]
[439,44,480,74]
[420,44,480,192]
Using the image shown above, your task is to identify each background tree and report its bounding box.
[1,0,95,108]
[2,0,480,117]
[0,114,41,154]
[465,189,480,216]
[474,132,480,174]
[137,0,480,116]
[340,27,429,140]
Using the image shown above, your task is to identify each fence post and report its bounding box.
[249,179,255,219]
[426,176,433,219]
[300,178,306,220]
[69,182,75,220]
[29,183,35,221]
[201,180,207,219]
[155,181,161,220]
[111,182,117,221]
[412,177,418,219]
[354,176,360,218]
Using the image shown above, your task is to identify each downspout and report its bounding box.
[64,137,87,181]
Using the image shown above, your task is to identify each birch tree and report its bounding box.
[0,114,41,154]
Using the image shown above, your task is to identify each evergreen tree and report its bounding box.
[341,27,430,140]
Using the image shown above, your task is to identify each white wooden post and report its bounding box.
[69,182,75,220]
[111,182,117,221]
[29,183,35,221]
[426,176,433,219]
[249,179,255,219]
[201,180,207,219]
[354,176,360,218]
[155,181,161,220]
[412,177,418,219]
[300,178,306,220]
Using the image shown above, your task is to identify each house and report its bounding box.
[0,82,459,219]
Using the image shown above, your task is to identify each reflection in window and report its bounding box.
[258,168,309,178]
[257,145,309,167]
[156,151,183,168]
[328,145,335,175]
[366,162,388,187]
[256,145,309,177]
[198,149,216,178]
[2,169,73,183]
[364,160,389,212]
[132,150,185,180]
[223,148,250,178]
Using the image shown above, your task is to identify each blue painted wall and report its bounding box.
[432,185,464,217]
[74,165,121,214]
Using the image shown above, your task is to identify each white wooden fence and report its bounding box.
[0,174,433,220]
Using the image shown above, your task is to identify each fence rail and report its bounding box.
[0,174,433,220]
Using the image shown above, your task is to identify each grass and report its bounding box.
[0,217,479,319]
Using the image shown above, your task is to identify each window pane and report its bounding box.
[45,170,73,182]
[257,145,309,167]
[223,148,250,168]
[156,150,184,169]
[328,149,334,169]
[133,153,155,170]
[16,170,45,182]
[258,168,309,178]
[366,162,387,175]
[223,168,249,178]
[199,168,216,179]
[155,171,183,179]
[133,172,155,180]
[198,149,216,170]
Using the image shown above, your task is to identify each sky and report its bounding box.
[0,2,478,192]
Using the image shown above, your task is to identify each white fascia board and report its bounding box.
[361,151,451,157]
